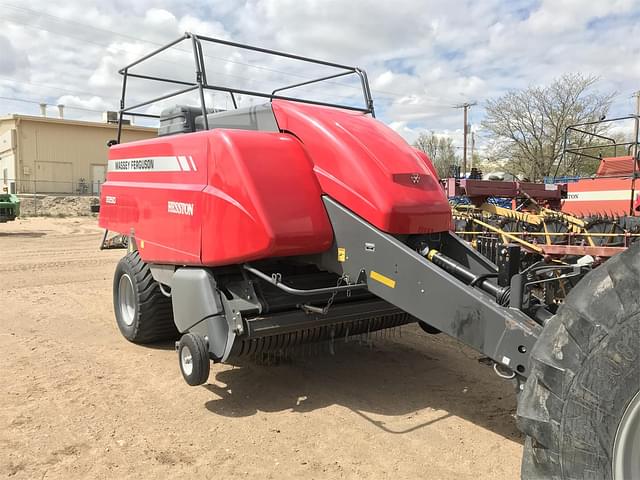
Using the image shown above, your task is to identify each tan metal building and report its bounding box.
[0,114,157,194]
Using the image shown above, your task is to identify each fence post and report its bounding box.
[33,180,37,217]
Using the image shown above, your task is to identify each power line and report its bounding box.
[0,18,273,101]
[0,15,352,101]
[0,7,331,83]
[0,95,106,114]
[0,0,466,126]
[0,76,108,99]
[0,2,455,104]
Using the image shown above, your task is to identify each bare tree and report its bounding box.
[413,132,458,178]
[481,74,615,181]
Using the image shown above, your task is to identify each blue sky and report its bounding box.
[0,0,638,150]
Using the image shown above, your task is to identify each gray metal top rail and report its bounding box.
[116,32,375,142]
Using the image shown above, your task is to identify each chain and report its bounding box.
[321,275,349,314]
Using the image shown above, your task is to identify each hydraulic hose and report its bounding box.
[425,249,510,305]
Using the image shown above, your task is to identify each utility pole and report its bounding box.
[470,131,475,171]
[633,90,640,159]
[454,102,477,176]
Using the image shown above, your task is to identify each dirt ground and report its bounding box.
[0,217,523,479]
[17,195,98,217]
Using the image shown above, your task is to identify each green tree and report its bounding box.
[413,132,458,178]
[481,74,615,181]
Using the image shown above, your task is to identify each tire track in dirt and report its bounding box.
[1,217,523,480]
[0,258,117,273]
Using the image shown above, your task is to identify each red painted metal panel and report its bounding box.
[596,156,637,176]
[541,244,627,257]
[100,129,333,265]
[443,178,564,207]
[100,100,453,266]
[562,177,637,217]
[99,133,209,264]
[199,130,333,265]
[272,100,452,234]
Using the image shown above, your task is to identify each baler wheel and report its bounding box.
[112,251,178,343]
[178,333,210,386]
[417,321,441,335]
[517,242,640,479]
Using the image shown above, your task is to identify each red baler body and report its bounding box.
[99,100,452,265]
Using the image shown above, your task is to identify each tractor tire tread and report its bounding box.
[116,251,178,343]
[517,243,640,479]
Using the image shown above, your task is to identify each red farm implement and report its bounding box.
[99,33,640,479]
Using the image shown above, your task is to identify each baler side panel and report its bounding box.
[99,133,209,264]
[99,129,334,266]
[562,177,637,216]
[272,100,452,234]
[200,130,333,265]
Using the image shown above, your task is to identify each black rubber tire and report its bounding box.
[112,251,178,343]
[517,243,640,479]
[178,333,210,386]
[417,321,441,335]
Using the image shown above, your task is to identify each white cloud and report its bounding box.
[0,34,27,75]
[144,8,177,27]
[56,94,111,112]
[0,0,637,149]
[525,0,635,33]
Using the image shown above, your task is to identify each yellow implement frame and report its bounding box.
[456,203,605,247]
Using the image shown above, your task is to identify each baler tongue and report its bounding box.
[310,197,541,375]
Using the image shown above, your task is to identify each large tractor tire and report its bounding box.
[113,251,179,343]
[517,243,640,479]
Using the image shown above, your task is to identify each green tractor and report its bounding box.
[0,186,20,222]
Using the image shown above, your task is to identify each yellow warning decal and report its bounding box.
[370,270,396,289]
[337,247,346,262]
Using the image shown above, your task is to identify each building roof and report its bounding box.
[0,113,157,132]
